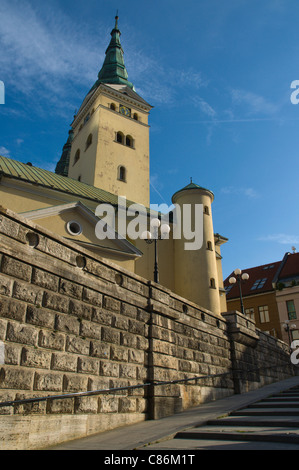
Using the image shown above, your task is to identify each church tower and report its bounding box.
[56,16,152,208]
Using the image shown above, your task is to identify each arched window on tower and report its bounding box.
[210,278,216,289]
[118,166,127,182]
[116,131,124,144]
[86,134,92,150]
[126,135,134,148]
[73,149,80,166]
[110,103,116,111]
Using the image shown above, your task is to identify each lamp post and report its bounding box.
[141,218,170,284]
[282,319,297,348]
[228,269,249,315]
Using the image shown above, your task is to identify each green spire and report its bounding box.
[55,128,74,177]
[96,15,134,90]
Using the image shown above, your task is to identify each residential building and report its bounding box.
[224,251,299,342]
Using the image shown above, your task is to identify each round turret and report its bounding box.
[171,181,221,315]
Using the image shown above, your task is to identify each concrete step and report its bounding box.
[174,426,299,444]
[247,402,299,408]
[207,416,299,428]
[231,408,299,416]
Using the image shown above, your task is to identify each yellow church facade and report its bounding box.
[0,16,228,316]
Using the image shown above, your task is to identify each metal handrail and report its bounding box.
[0,371,233,408]
[0,363,293,408]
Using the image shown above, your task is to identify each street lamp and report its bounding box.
[228,269,249,315]
[282,319,297,347]
[141,218,171,284]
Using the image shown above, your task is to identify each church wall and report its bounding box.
[0,207,296,449]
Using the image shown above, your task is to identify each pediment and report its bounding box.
[20,201,142,260]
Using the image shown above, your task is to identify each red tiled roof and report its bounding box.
[279,253,299,280]
[224,261,281,300]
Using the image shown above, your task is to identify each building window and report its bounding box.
[126,135,134,148]
[204,206,210,215]
[210,278,216,289]
[258,305,269,323]
[287,300,297,320]
[66,221,82,236]
[85,134,92,150]
[110,103,116,111]
[207,241,213,251]
[116,131,124,144]
[118,166,126,182]
[133,113,138,121]
[251,278,267,290]
[73,149,80,165]
[245,308,255,321]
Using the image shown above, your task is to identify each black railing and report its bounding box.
[0,363,293,409]
[0,371,233,408]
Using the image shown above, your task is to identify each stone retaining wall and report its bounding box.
[0,207,296,449]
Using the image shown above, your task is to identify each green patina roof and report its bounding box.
[0,155,140,208]
[172,181,214,202]
[90,16,134,92]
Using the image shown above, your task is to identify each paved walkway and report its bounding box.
[47,376,299,451]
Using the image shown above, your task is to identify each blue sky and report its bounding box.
[0,0,298,279]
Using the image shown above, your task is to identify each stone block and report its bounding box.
[103,296,121,313]
[99,361,119,377]
[112,315,129,331]
[0,366,34,390]
[0,319,6,340]
[77,356,100,375]
[47,398,74,414]
[60,280,83,300]
[13,281,44,306]
[31,268,59,292]
[26,305,56,329]
[65,336,90,356]
[1,256,32,282]
[128,349,144,364]
[118,397,136,413]
[21,347,52,369]
[120,332,137,348]
[101,327,120,345]
[119,364,136,379]
[0,297,27,322]
[38,330,65,351]
[3,343,21,365]
[74,396,98,414]
[80,321,101,340]
[90,341,109,359]
[55,314,80,336]
[128,319,144,336]
[34,372,63,392]
[51,352,78,372]
[0,273,13,297]
[110,346,129,362]
[0,391,15,415]
[42,291,69,313]
[63,374,88,392]
[92,308,113,326]
[83,287,102,307]
[98,396,118,413]
[6,322,38,346]
[121,303,138,319]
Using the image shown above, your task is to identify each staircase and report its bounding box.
[172,386,299,449]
